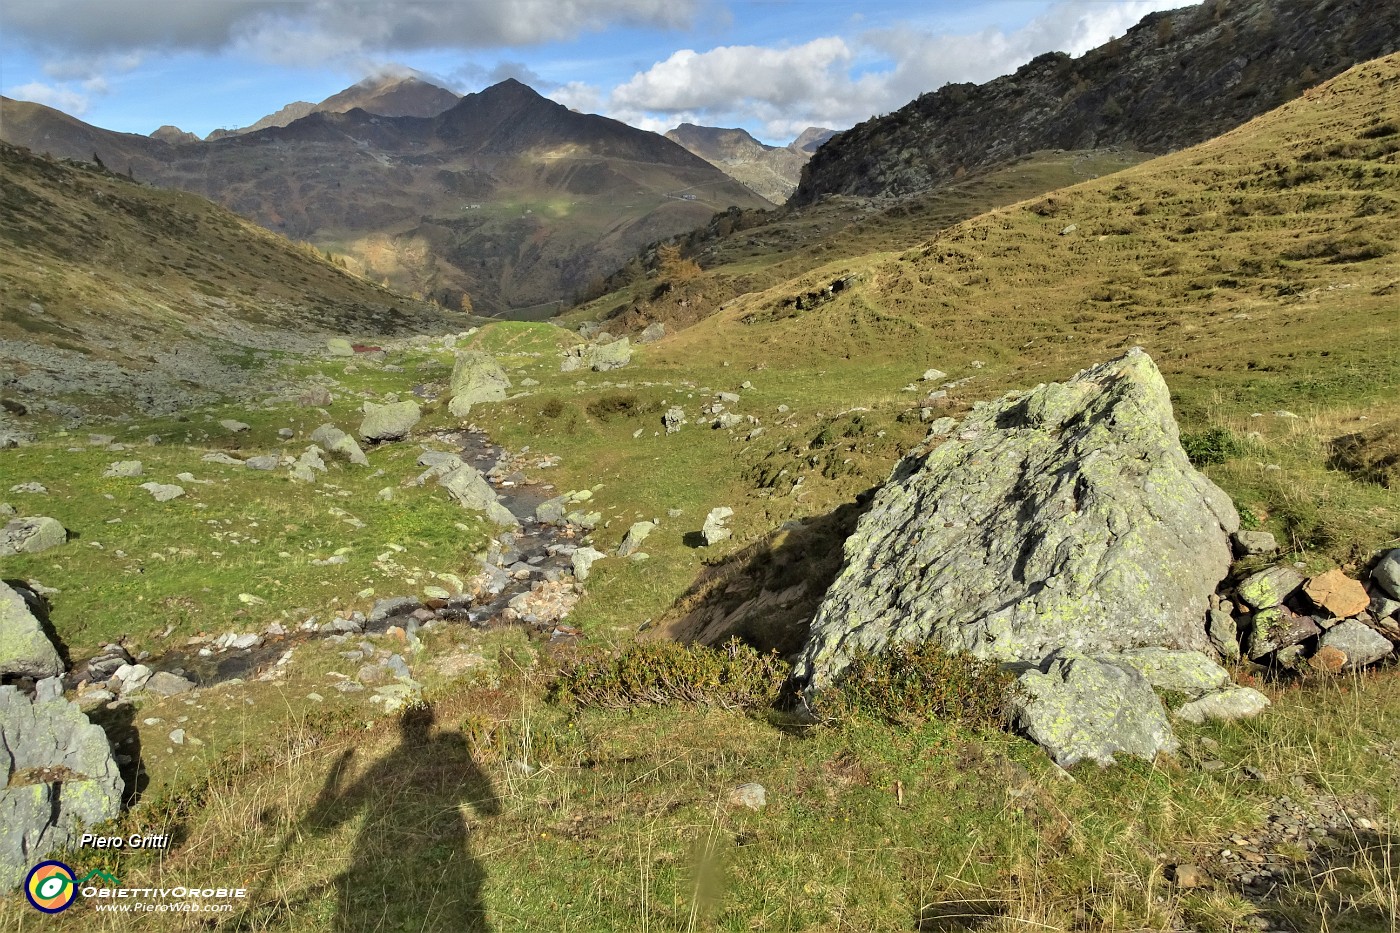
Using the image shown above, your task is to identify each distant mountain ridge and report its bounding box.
[0,79,768,315]
[205,75,461,140]
[794,0,1400,205]
[665,123,836,204]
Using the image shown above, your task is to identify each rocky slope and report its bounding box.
[665,123,834,204]
[0,81,768,315]
[794,0,1400,204]
[0,142,452,415]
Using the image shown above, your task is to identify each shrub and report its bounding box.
[820,641,1015,729]
[549,639,788,711]
[585,392,658,421]
[1182,426,1245,466]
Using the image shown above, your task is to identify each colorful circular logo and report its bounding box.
[25,860,77,913]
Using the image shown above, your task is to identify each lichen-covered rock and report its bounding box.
[310,424,369,466]
[327,337,354,357]
[1008,654,1179,767]
[1207,609,1240,662]
[1231,530,1277,556]
[571,546,606,581]
[1319,620,1394,670]
[1369,549,1400,601]
[0,582,62,679]
[617,521,655,557]
[1236,566,1304,611]
[0,680,123,889]
[0,516,67,555]
[438,465,516,527]
[447,352,511,417]
[1100,648,1229,697]
[638,322,666,344]
[102,460,143,478]
[1174,687,1271,725]
[588,337,632,372]
[1244,606,1319,660]
[795,350,1238,689]
[359,401,421,443]
[137,482,184,502]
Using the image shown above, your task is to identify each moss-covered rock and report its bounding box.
[0,582,62,679]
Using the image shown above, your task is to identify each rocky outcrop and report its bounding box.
[0,516,66,555]
[0,679,124,889]
[311,423,369,466]
[447,352,510,417]
[0,582,62,679]
[438,464,516,527]
[359,401,421,443]
[794,0,1400,205]
[795,349,1237,691]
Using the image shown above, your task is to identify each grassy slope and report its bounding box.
[3,57,1399,932]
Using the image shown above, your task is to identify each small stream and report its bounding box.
[74,429,583,691]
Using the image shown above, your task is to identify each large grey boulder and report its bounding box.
[1008,654,1179,768]
[0,680,124,889]
[588,337,632,372]
[1100,648,1229,698]
[0,517,67,556]
[438,465,516,527]
[447,352,511,417]
[0,582,63,679]
[359,401,421,443]
[311,424,369,466]
[795,350,1239,689]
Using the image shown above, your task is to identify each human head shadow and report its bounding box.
[84,701,148,808]
[286,702,503,933]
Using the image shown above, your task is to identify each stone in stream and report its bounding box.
[438,465,517,527]
[795,349,1239,691]
[0,679,124,889]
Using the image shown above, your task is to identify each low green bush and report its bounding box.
[821,641,1015,728]
[1182,426,1245,466]
[549,638,788,711]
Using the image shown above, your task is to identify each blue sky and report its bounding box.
[0,0,1188,144]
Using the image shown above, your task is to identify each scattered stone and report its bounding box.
[1244,606,1319,660]
[447,352,511,417]
[1371,594,1400,620]
[201,452,243,466]
[145,671,196,696]
[138,482,185,502]
[0,680,124,888]
[1232,530,1278,556]
[220,419,250,433]
[1008,654,1178,767]
[244,455,280,471]
[1318,620,1394,670]
[796,350,1238,689]
[663,407,687,434]
[0,582,63,679]
[1370,549,1400,601]
[9,482,46,494]
[1308,645,1348,675]
[535,495,569,525]
[727,783,767,810]
[1174,687,1271,725]
[589,337,632,371]
[298,385,334,407]
[327,337,354,357]
[571,546,607,581]
[1171,864,1209,889]
[310,424,369,466]
[102,460,143,478]
[1236,566,1304,611]
[359,401,421,443]
[638,322,666,343]
[278,428,295,440]
[701,507,734,546]
[112,663,154,696]
[617,521,655,557]
[922,368,948,382]
[1207,609,1240,662]
[1304,569,1370,619]
[0,517,67,556]
[1059,224,1078,236]
[169,728,186,745]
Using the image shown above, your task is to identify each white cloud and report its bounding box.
[8,81,91,114]
[5,0,700,58]
[548,81,605,114]
[595,0,1185,142]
